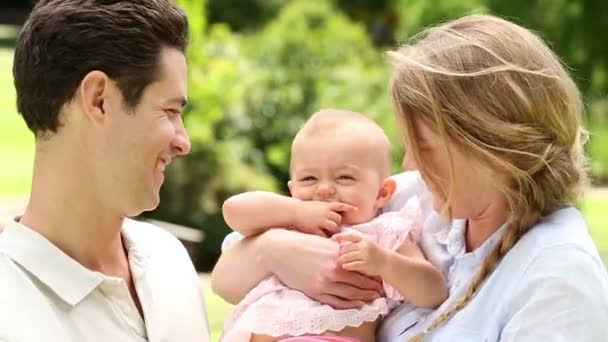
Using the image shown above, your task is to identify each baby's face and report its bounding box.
[289,133,386,225]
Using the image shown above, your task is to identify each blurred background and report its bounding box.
[0,0,607,339]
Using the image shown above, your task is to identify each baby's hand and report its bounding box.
[293,201,358,237]
[333,231,387,277]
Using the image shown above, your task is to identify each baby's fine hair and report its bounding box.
[293,109,393,178]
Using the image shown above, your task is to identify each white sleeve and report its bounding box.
[500,245,608,341]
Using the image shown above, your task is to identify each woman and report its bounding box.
[212,14,608,341]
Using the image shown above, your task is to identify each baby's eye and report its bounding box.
[300,176,316,182]
[337,175,355,181]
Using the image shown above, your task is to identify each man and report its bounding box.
[0,1,209,341]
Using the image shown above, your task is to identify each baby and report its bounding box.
[219,110,447,342]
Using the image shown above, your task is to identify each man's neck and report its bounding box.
[19,143,129,277]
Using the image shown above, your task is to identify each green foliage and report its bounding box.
[142,0,608,271]
[224,0,399,189]
[147,0,405,270]
[0,46,33,197]
[145,0,278,270]
[487,0,608,98]
[207,0,285,32]
[588,100,608,184]
[393,0,488,39]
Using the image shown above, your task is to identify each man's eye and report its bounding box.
[165,109,180,116]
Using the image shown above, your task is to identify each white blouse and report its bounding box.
[378,171,608,341]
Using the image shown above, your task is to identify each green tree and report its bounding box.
[145,0,276,270]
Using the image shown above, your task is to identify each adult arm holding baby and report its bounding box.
[220,189,447,309]
[212,199,385,308]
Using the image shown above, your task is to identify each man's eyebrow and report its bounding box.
[164,96,188,108]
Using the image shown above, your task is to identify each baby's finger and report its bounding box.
[328,211,342,225]
[306,226,328,237]
[332,231,363,244]
[321,220,339,234]
[332,202,359,213]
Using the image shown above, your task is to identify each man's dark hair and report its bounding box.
[13,0,189,136]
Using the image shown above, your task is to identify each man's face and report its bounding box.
[96,48,190,216]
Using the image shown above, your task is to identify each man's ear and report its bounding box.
[375,178,396,209]
[77,70,110,125]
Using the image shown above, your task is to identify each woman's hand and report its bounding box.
[261,228,384,309]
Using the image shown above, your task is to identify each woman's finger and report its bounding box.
[324,281,379,303]
[331,269,383,298]
[338,242,359,255]
[313,294,365,309]
[341,261,365,272]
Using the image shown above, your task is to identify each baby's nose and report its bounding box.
[315,183,336,200]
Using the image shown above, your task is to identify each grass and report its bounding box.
[202,279,233,342]
[582,193,608,262]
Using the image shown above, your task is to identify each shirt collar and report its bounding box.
[121,220,150,279]
[0,219,104,306]
[0,218,150,306]
[471,220,509,260]
[435,218,509,261]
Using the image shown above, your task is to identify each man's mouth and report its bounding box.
[157,157,171,172]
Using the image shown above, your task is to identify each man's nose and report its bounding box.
[171,117,191,156]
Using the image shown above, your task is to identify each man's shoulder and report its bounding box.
[0,257,72,341]
[0,254,40,322]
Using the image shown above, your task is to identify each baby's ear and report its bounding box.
[375,178,397,209]
[287,180,294,196]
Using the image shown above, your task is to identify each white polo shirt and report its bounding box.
[0,218,210,342]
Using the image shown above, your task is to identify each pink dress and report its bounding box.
[221,197,423,342]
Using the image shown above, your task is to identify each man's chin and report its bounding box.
[127,195,160,217]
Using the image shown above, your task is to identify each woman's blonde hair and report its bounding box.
[388,14,588,340]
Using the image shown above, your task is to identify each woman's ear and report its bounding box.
[375,178,397,209]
